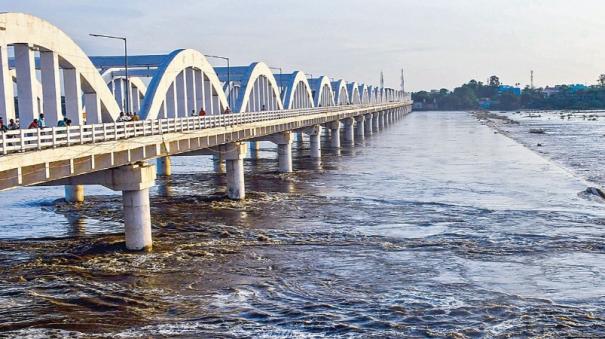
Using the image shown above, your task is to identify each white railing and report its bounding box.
[0,102,410,155]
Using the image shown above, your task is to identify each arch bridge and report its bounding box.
[0,12,413,251]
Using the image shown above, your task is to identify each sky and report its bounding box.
[1,0,604,91]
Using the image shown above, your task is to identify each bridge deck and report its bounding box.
[0,103,408,191]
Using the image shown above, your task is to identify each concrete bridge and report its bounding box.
[0,13,413,250]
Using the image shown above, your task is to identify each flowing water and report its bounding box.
[1,111,605,337]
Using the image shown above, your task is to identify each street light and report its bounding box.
[206,54,231,109]
[89,33,129,112]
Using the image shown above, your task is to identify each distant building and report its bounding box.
[498,85,521,96]
[542,86,560,97]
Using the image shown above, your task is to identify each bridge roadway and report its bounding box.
[0,102,411,250]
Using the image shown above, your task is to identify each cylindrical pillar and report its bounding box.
[365,114,373,135]
[373,114,380,133]
[344,118,355,145]
[64,185,84,203]
[226,158,245,199]
[355,117,365,139]
[249,141,260,151]
[310,132,321,158]
[213,153,225,173]
[330,121,341,149]
[156,156,172,176]
[123,188,152,251]
[278,143,292,173]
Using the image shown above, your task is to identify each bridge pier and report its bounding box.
[222,142,247,200]
[256,131,293,173]
[379,112,386,129]
[64,185,84,203]
[343,118,355,145]
[373,113,380,133]
[355,116,365,140]
[47,163,156,251]
[328,121,341,149]
[304,125,322,159]
[213,152,225,173]
[365,113,373,136]
[156,156,172,176]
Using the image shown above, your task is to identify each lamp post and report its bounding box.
[206,54,231,109]
[89,33,129,112]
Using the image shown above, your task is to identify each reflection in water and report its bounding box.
[1,112,605,337]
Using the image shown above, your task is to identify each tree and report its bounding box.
[598,74,605,87]
[489,75,501,87]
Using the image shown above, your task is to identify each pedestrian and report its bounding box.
[261,104,267,111]
[57,117,67,127]
[224,107,231,114]
[199,108,206,116]
[28,119,39,129]
[8,119,18,130]
[0,117,7,132]
[38,113,46,129]
[131,112,140,121]
[66,119,72,127]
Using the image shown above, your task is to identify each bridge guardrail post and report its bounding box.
[36,128,42,150]
[1,131,6,155]
[79,125,84,144]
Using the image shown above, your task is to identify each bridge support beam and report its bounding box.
[213,152,225,173]
[45,163,156,251]
[379,112,386,130]
[355,116,365,140]
[255,132,293,173]
[303,125,322,159]
[373,113,380,133]
[365,114,373,136]
[156,156,172,176]
[343,118,355,145]
[328,121,341,149]
[64,184,84,203]
[222,142,247,200]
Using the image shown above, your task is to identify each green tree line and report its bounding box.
[413,75,605,110]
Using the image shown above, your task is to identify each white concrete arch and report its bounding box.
[275,71,314,109]
[358,84,370,104]
[308,76,335,107]
[367,86,375,103]
[102,69,148,114]
[217,62,283,113]
[0,12,121,125]
[331,80,349,105]
[347,82,361,105]
[139,49,228,119]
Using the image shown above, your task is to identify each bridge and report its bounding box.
[0,13,412,251]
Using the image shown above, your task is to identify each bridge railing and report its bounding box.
[0,101,411,155]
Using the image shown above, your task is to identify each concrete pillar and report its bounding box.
[264,131,293,173]
[304,125,322,159]
[355,116,365,139]
[64,68,83,125]
[343,118,355,145]
[373,114,380,133]
[64,185,84,203]
[249,141,260,152]
[365,114,373,135]
[156,156,172,176]
[222,142,247,200]
[278,143,292,173]
[379,112,386,130]
[123,188,152,251]
[213,152,225,173]
[328,120,341,149]
[0,44,15,121]
[40,50,62,126]
[14,44,38,125]
[83,93,101,124]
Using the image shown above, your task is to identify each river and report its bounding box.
[0,111,604,337]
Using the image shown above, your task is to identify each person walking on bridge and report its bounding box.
[38,113,46,129]
[199,108,206,116]
[8,119,18,130]
[0,117,7,132]
[131,112,140,121]
[224,107,231,114]
[27,119,39,129]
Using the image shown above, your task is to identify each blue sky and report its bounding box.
[1,0,604,91]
